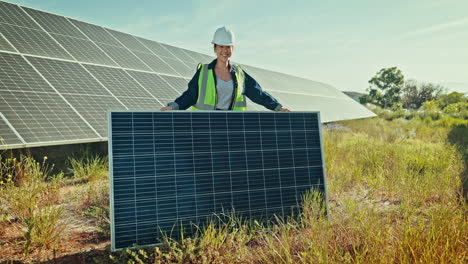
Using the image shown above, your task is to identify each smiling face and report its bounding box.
[214,44,234,64]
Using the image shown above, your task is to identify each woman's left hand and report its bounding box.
[279,107,291,112]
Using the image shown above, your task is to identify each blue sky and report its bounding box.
[7,0,468,93]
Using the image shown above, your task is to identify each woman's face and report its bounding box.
[214,45,234,64]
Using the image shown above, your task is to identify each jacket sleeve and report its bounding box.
[170,66,200,110]
[244,71,282,111]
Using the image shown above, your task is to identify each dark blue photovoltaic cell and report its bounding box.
[109,111,327,250]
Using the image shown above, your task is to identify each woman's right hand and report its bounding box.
[160,106,173,111]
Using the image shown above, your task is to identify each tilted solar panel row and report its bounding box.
[0,0,375,149]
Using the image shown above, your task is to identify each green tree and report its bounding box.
[436,92,467,109]
[360,67,405,108]
[401,80,444,109]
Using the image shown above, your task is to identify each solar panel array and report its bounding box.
[0,0,375,149]
[109,111,327,250]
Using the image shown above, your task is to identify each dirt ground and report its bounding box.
[0,185,111,264]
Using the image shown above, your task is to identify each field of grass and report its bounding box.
[0,116,466,263]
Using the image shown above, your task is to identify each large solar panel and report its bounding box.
[0,0,375,150]
[109,111,328,250]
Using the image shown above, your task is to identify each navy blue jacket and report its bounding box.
[170,59,282,111]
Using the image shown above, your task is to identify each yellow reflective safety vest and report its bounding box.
[191,63,247,111]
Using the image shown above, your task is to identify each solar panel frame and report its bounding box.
[108,111,328,251]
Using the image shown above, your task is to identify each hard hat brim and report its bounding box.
[211,41,234,46]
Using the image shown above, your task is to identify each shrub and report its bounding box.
[1,168,65,253]
[68,154,108,182]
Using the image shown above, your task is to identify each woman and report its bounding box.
[160,26,290,112]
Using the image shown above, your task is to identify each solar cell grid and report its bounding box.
[0,24,73,60]
[22,7,87,39]
[0,1,41,29]
[51,34,118,66]
[95,42,152,71]
[107,29,152,53]
[183,50,212,64]
[0,53,56,93]
[159,43,195,64]
[27,56,113,96]
[126,70,181,100]
[0,114,23,146]
[63,94,125,137]
[131,51,179,76]
[179,49,199,63]
[136,37,177,59]
[156,56,193,77]
[69,19,123,46]
[83,64,153,99]
[158,75,189,93]
[109,111,327,250]
[118,97,164,110]
[0,90,98,143]
[0,33,15,52]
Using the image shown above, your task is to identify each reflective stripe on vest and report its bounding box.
[192,64,247,111]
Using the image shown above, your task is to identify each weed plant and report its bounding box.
[68,154,108,182]
[0,154,65,254]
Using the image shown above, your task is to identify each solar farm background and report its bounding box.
[0,0,375,150]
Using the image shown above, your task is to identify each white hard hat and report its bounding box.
[211,26,235,46]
